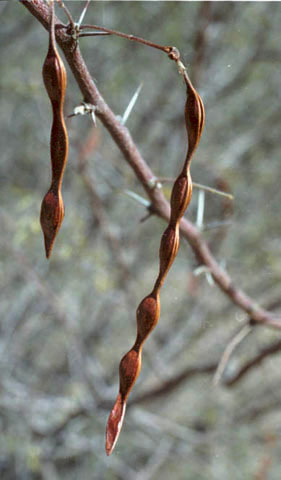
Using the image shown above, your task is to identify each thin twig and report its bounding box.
[57,0,75,28]
[225,339,281,387]
[213,323,253,386]
[78,24,172,54]
[75,128,133,293]
[79,32,111,38]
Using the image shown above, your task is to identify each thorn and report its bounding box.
[121,83,143,125]
[193,265,214,287]
[193,265,209,276]
[140,211,153,223]
[196,189,205,230]
[206,271,214,286]
[91,110,96,126]
[193,182,234,200]
[123,189,150,208]
[77,0,90,28]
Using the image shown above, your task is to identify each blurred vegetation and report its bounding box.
[0,1,281,479]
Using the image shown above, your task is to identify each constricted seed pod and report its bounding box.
[40,0,68,258]
[106,56,205,456]
[40,189,64,257]
[119,348,142,398]
[170,173,192,224]
[136,294,160,341]
[157,225,180,283]
[184,71,205,163]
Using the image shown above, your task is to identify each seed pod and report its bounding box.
[106,350,141,456]
[170,173,192,224]
[184,71,205,164]
[40,1,68,258]
[106,393,126,456]
[106,65,205,455]
[136,294,160,341]
[119,349,141,397]
[157,225,180,283]
[40,190,64,257]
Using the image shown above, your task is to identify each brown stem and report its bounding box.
[78,24,172,54]
[79,32,111,38]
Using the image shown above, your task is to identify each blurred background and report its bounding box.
[0,1,281,479]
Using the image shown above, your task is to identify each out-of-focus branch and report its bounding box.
[76,126,131,287]
[130,363,217,407]
[24,337,281,437]
[213,323,253,386]
[225,339,281,387]
[0,220,110,404]
[208,15,268,104]
[131,337,281,405]
[236,398,281,423]
[20,0,281,332]
[191,2,211,87]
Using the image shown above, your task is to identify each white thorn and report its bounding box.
[91,110,96,126]
[77,0,90,27]
[123,189,150,207]
[193,265,209,276]
[196,189,205,230]
[121,83,143,125]
[206,271,214,286]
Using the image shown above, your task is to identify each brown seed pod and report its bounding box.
[136,294,160,341]
[157,225,180,284]
[170,173,192,224]
[106,67,205,455]
[40,0,68,258]
[183,71,205,164]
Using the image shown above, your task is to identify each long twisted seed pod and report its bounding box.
[106,68,205,455]
[40,0,68,258]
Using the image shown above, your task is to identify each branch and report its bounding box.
[130,363,217,407]
[75,126,131,288]
[225,339,281,387]
[28,332,281,437]
[20,0,281,331]
[131,337,281,406]
[213,323,253,386]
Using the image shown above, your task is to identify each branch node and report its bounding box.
[193,265,214,286]
[147,177,162,190]
[69,102,97,125]
[166,46,180,62]
[249,317,258,327]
